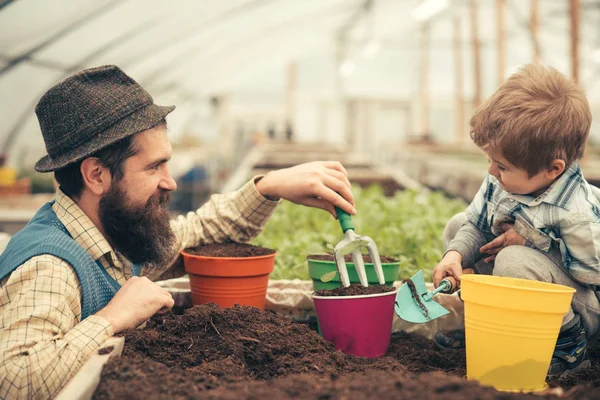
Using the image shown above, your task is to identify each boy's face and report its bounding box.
[485,149,560,196]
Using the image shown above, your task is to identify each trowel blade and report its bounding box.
[394,270,450,323]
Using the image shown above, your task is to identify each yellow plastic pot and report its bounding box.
[461,274,575,392]
[0,167,16,187]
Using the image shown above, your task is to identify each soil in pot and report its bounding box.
[308,254,398,264]
[184,242,275,257]
[94,304,600,399]
[314,284,396,297]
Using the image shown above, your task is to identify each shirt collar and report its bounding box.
[509,162,582,210]
[51,188,116,262]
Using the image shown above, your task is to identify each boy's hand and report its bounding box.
[432,251,464,288]
[480,223,526,263]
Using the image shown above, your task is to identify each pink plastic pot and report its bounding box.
[312,290,397,358]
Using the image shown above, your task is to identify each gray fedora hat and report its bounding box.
[34,65,175,172]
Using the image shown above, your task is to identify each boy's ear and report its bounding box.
[546,159,566,180]
[80,157,112,196]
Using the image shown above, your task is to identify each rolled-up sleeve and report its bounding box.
[0,256,113,399]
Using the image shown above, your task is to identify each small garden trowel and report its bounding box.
[333,206,385,288]
[395,268,474,323]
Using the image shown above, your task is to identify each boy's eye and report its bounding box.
[497,165,506,171]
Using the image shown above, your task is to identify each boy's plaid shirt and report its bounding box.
[465,162,600,290]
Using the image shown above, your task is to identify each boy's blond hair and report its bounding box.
[470,64,591,177]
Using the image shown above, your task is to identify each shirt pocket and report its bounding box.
[514,218,552,252]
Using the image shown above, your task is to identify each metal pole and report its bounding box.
[531,0,541,64]
[470,0,482,109]
[419,23,431,140]
[0,0,122,76]
[454,15,465,145]
[0,0,16,11]
[497,0,506,86]
[570,0,585,162]
[570,0,580,83]
[285,62,297,141]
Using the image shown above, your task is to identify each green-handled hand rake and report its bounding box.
[333,207,385,287]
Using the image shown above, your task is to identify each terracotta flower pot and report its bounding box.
[181,250,276,310]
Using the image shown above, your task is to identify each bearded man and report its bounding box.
[0,65,355,399]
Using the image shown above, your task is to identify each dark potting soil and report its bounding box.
[307,253,398,264]
[314,284,396,297]
[97,346,115,355]
[93,304,600,400]
[400,279,430,318]
[547,336,600,395]
[184,242,275,257]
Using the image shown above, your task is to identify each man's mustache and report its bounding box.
[147,190,171,209]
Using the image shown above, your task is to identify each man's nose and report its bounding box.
[160,172,177,191]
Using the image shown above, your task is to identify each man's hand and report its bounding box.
[95,276,174,333]
[479,223,526,263]
[432,251,464,288]
[255,161,356,218]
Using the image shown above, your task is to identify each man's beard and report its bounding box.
[99,182,176,267]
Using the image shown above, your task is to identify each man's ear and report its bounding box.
[546,159,566,180]
[80,158,111,196]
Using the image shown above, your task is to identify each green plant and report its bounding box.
[252,185,466,281]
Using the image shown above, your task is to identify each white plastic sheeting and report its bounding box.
[1,0,599,167]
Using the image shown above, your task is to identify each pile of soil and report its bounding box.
[308,254,398,264]
[94,304,599,400]
[201,371,546,400]
[184,242,275,257]
[547,337,600,396]
[314,284,396,297]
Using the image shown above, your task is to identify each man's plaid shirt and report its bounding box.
[0,178,279,399]
[455,162,600,289]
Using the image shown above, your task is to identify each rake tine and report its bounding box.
[350,251,368,287]
[335,249,351,287]
[364,237,385,285]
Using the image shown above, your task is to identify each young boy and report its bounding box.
[432,64,600,377]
